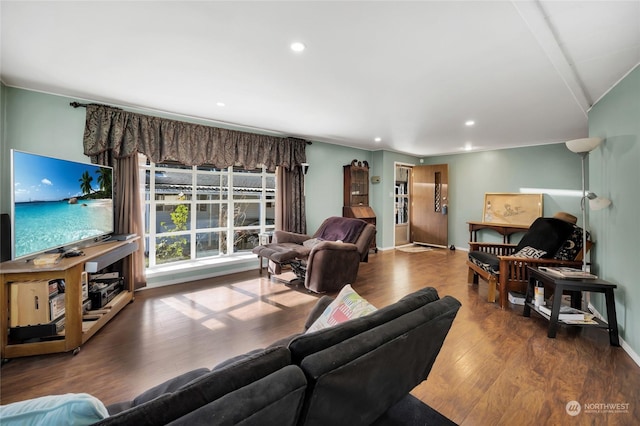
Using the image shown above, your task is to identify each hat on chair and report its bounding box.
[553,212,577,224]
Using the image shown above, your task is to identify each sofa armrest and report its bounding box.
[311,241,359,253]
[274,230,310,245]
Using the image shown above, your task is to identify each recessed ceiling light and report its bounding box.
[374,137,382,142]
[216,102,226,107]
[464,142,473,151]
[290,42,306,53]
[465,120,475,126]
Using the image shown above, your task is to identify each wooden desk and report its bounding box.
[467,221,529,243]
[523,267,619,346]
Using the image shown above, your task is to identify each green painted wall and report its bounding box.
[304,142,372,235]
[588,65,640,357]
[419,144,583,250]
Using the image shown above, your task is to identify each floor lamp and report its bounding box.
[565,138,611,272]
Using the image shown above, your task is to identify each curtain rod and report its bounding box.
[70,101,121,110]
[69,102,312,144]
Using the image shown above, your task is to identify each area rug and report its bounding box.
[395,245,434,253]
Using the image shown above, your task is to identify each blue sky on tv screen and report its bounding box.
[13,151,108,203]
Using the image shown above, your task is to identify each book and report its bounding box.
[538,266,598,280]
[538,304,593,321]
[508,291,525,306]
[563,318,599,325]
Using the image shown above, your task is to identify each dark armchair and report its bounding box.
[467,213,591,308]
[253,217,376,293]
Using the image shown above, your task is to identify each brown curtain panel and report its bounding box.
[82,105,307,287]
[88,149,146,290]
[276,166,306,234]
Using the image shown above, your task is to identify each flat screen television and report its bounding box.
[10,150,114,260]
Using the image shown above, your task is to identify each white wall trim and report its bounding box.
[589,302,640,368]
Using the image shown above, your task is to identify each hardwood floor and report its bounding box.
[2,249,639,425]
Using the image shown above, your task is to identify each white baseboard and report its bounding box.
[588,302,640,368]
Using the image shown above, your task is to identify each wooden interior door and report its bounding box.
[411,164,449,247]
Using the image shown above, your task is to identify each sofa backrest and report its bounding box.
[167,365,306,426]
[291,291,461,426]
[288,287,441,364]
[93,346,306,426]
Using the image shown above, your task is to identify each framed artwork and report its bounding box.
[482,193,543,226]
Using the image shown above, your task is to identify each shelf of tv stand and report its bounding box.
[0,238,139,359]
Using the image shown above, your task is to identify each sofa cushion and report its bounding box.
[372,394,457,426]
[288,287,440,364]
[166,365,306,426]
[297,295,461,426]
[514,217,575,258]
[93,346,293,425]
[106,367,211,414]
[0,393,108,426]
[468,251,500,274]
[554,225,589,261]
[306,285,377,333]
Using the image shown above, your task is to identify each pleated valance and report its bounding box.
[82,104,307,171]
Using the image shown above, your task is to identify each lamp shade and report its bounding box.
[565,137,603,153]
[589,196,612,210]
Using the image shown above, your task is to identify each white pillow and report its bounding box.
[513,246,547,259]
[306,284,377,333]
[0,393,108,426]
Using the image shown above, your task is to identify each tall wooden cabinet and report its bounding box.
[343,160,377,251]
[0,238,139,359]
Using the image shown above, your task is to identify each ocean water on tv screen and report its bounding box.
[14,199,113,258]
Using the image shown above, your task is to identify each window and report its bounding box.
[140,156,276,268]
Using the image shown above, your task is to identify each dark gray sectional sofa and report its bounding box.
[93,287,461,426]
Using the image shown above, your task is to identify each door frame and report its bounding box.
[393,162,415,247]
[410,164,449,248]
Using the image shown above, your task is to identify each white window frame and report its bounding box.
[140,158,276,269]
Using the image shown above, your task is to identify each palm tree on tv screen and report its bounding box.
[79,170,93,196]
[97,167,112,198]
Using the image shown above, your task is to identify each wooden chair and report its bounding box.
[467,216,591,308]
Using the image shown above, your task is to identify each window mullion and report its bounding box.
[148,161,156,268]
[260,167,266,234]
[227,167,234,255]
[190,166,197,260]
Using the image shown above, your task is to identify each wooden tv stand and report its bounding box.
[0,238,139,359]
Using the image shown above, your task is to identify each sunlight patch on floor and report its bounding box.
[160,296,208,320]
[183,286,253,311]
[201,317,227,331]
[267,290,318,308]
[228,300,282,320]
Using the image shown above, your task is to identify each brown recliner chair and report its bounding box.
[253,217,376,293]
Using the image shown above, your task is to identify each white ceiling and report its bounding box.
[1,1,639,157]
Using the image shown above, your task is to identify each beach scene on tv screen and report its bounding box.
[13,151,113,258]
